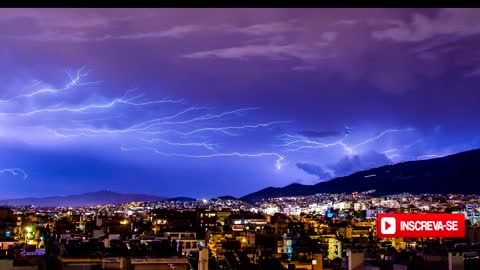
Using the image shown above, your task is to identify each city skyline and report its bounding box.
[1,8,480,199]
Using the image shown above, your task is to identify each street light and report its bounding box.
[24,227,32,244]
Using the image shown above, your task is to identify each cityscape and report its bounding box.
[2,190,480,269]
[1,8,480,270]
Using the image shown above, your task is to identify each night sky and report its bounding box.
[1,8,480,199]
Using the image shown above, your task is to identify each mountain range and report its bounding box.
[241,148,480,202]
[0,190,166,207]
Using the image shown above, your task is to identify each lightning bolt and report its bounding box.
[52,110,284,137]
[1,66,436,178]
[386,154,401,159]
[120,145,286,170]
[144,121,291,136]
[0,168,28,179]
[125,106,212,129]
[140,138,220,152]
[0,66,291,174]
[416,154,445,160]
[3,65,465,184]
[3,93,182,117]
[281,128,416,155]
[145,107,257,125]
[127,107,260,134]
[0,68,103,177]
[382,137,424,161]
[31,80,43,87]
[0,66,102,103]
[281,133,353,153]
[52,106,211,136]
[71,114,124,123]
[349,128,416,150]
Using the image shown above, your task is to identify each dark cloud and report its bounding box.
[329,151,393,177]
[1,9,479,94]
[296,162,333,181]
[297,151,393,182]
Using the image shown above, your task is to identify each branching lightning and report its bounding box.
[349,128,416,150]
[1,67,290,177]
[281,133,353,153]
[0,66,102,103]
[0,67,105,178]
[51,109,281,136]
[382,137,424,161]
[51,106,211,136]
[1,66,437,181]
[281,128,416,155]
[120,145,286,170]
[143,121,291,136]
[3,92,182,117]
[140,138,220,152]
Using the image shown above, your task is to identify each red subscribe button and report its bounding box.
[377,214,465,238]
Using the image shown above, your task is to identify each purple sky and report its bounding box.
[1,8,480,199]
